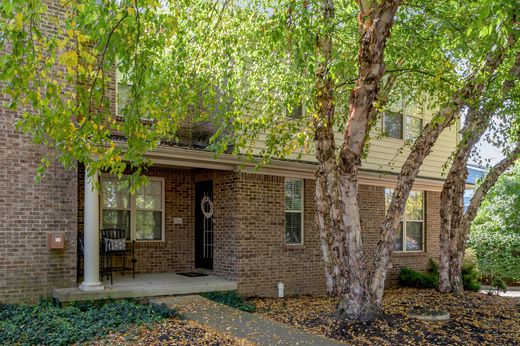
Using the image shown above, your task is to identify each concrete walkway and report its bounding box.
[479,286,520,298]
[152,295,345,345]
[54,273,237,302]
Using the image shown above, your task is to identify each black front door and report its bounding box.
[195,180,214,269]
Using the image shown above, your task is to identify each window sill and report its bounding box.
[285,243,305,249]
[394,250,425,254]
[130,240,165,244]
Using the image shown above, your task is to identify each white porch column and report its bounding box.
[79,170,104,291]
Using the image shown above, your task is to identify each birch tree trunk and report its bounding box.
[439,109,489,294]
[314,0,340,296]
[439,53,520,294]
[332,0,399,321]
[370,37,516,304]
[448,145,520,293]
[314,0,400,321]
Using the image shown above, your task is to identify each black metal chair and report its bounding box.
[100,229,136,285]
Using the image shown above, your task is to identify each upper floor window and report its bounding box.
[117,81,131,116]
[383,112,423,140]
[116,68,131,116]
[285,179,304,244]
[287,101,303,119]
[101,176,165,241]
[385,189,424,252]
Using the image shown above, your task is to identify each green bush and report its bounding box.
[399,259,439,289]
[470,163,520,284]
[490,277,508,293]
[201,291,256,312]
[467,231,520,283]
[0,299,175,346]
[461,248,481,292]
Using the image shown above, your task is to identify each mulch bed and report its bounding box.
[96,318,253,346]
[251,288,520,345]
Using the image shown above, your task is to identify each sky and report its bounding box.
[470,137,505,167]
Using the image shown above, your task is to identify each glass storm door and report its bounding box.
[195,180,214,269]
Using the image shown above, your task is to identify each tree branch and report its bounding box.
[385,68,455,85]
[462,143,520,232]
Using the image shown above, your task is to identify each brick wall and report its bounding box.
[0,0,79,304]
[0,111,78,303]
[233,174,441,297]
[213,171,239,280]
[359,185,441,285]
[0,102,78,304]
[233,174,325,297]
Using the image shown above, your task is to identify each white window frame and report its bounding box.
[100,175,166,242]
[385,189,425,252]
[284,178,304,245]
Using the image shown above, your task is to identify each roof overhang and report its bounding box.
[144,146,448,191]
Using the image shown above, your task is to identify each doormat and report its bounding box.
[177,272,208,277]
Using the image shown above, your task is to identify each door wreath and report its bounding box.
[201,195,214,218]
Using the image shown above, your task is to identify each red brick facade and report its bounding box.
[0,98,78,304]
[231,175,441,296]
[2,145,442,302]
[0,0,445,304]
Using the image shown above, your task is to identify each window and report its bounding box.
[383,112,423,140]
[101,177,165,241]
[383,112,403,139]
[285,179,303,244]
[117,82,131,116]
[287,102,303,119]
[405,115,423,140]
[116,69,131,116]
[385,189,424,252]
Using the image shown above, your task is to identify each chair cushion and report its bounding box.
[104,238,126,252]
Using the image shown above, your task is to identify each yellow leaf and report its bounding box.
[15,12,24,31]
[60,50,78,73]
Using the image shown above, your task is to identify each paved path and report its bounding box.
[152,295,345,345]
[479,288,520,298]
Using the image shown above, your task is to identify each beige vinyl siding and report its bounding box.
[242,103,457,180]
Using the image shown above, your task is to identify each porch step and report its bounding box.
[53,273,237,302]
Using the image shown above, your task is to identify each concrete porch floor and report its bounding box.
[53,272,237,302]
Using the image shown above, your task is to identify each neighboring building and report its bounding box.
[0,2,458,303]
[464,164,487,211]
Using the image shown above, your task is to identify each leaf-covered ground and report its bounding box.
[96,318,254,346]
[251,288,520,345]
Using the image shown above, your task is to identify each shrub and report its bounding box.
[201,291,256,312]
[399,259,439,289]
[461,249,481,292]
[490,277,508,293]
[467,231,520,283]
[0,299,175,346]
[470,163,520,284]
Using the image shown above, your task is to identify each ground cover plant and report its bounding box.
[201,291,256,312]
[0,299,175,346]
[251,288,520,345]
[399,259,439,288]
